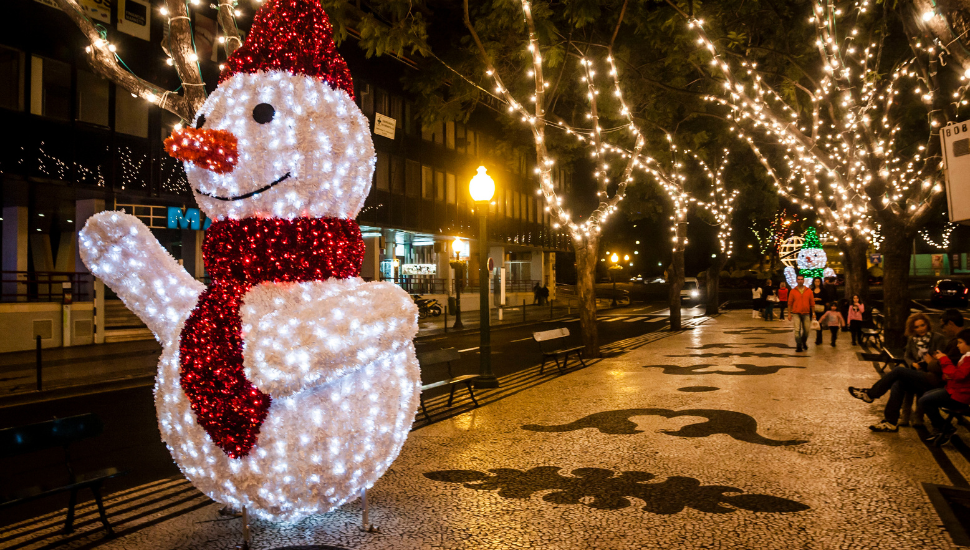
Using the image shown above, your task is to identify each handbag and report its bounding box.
[767,295,779,302]
[811,319,821,330]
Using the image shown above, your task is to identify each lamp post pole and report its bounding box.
[469,167,499,389]
[452,245,464,330]
[610,253,619,307]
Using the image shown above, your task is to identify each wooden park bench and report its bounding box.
[0,413,125,536]
[876,347,907,374]
[860,311,885,349]
[533,327,586,374]
[417,348,480,421]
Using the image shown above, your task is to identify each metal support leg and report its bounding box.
[63,488,78,534]
[234,505,251,550]
[360,488,378,532]
[90,484,114,536]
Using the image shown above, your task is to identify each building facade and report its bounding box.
[0,0,567,351]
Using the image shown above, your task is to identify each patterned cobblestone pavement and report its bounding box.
[4,312,963,549]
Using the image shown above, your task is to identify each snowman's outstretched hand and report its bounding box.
[79,212,205,346]
[240,278,419,399]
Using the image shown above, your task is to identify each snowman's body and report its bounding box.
[78,1,420,522]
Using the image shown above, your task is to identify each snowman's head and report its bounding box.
[166,0,374,221]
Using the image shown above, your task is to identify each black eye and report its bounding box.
[253,103,275,124]
[195,114,206,129]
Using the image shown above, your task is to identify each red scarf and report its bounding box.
[178,217,364,458]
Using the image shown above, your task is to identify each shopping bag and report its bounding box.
[811,319,821,331]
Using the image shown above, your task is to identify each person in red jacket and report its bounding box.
[919,329,970,446]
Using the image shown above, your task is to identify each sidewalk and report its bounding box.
[3,310,963,549]
[0,299,615,402]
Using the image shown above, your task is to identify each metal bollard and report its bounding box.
[523,299,526,323]
[550,298,554,318]
[444,306,448,334]
[36,335,42,392]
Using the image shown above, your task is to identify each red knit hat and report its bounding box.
[219,0,354,99]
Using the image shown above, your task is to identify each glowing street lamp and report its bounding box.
[470,167,498,388]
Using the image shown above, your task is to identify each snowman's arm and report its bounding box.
[79,211,205,345]
[241,278,418,398]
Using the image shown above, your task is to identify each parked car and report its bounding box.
[681,277,701,304]
[629,275,644,283]
[931,279,969,307]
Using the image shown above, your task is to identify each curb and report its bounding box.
[0,375,156,409]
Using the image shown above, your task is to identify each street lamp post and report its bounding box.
[451,237,465,329]
[610,253,620,307]
[470,167,499,389]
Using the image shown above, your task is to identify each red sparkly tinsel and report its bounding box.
[219,0,354,99]
[164,127,238,174]
[179,217,365,458]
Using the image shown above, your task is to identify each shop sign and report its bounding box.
[117,0,151,41]
[167,207,212,230]
[374,113,396,139]
[932,254,945,270]
[401,263,436,276]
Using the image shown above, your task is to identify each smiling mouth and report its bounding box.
[196,172,292,202]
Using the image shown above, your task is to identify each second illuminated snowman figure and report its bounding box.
[77,0,420,521]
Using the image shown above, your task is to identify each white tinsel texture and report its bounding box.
[187,71,375,221]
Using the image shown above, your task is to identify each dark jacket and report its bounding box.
[906,332,949,385]
[820,283,838,305]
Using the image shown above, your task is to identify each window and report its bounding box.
[375,150,390,190]
[30,56,70,120]
[513,192,520,219]
[76,69,109,126]
[456,123,466,154]
[391,155,405,194]
[446,173,456,204]
[445,121,455,149]
[435,171,445,202]
[528,196,535,222]
[496,188,504,217]
[390,96,403,122]
[421,165,433,199]
[114,89,149,137]
[0,46,24,111]
[466,129,476,156]
[505,190,512,218]
[375,88,389,115]
[358,82,373,116]
[433,122,444,145]
[406,160,420,197]
[404,101,413,135]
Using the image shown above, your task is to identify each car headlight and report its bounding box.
[690,291,698,297]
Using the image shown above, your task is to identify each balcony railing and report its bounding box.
[1,271,94,302]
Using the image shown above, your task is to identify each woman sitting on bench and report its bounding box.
[919,330,970,446]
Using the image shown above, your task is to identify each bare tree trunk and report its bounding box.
[705,254,729,315]
[574,236,601,358]
[840,238,870,303]
[881,222,915,349]
[668,222,687,331]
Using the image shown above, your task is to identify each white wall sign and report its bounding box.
[117,0,151,41]
[374,113,396,139]
[940,121,970,224]
[401,263,436,275]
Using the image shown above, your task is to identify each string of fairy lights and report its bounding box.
[68,0,247,118]
[474,0,643,244]
[919,221,958,249]
[691,150,739,258]
[684,0,959,251]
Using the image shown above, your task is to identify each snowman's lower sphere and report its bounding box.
[154,340,420,522]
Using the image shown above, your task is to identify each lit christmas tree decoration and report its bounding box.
[78,0,420,522]
[796,227,828,280]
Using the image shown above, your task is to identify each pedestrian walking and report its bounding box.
[777,281,789,322]
[818,302,845,347]
[751,284,764,320]
[811,277,825,345]
[763,279,777,321]
[539,284,549,305]
[533,282,541,305]
[787,274,815,352]
[847,295,865,345]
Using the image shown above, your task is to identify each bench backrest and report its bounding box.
[0,414,103,460]
[416,347,462,379]
[534,328,570,353]
[534,328,569,342]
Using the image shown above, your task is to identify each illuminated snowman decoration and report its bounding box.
[782,230,835,287]
[77,0,420,521]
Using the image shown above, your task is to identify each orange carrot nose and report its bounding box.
[164,127,238,174]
